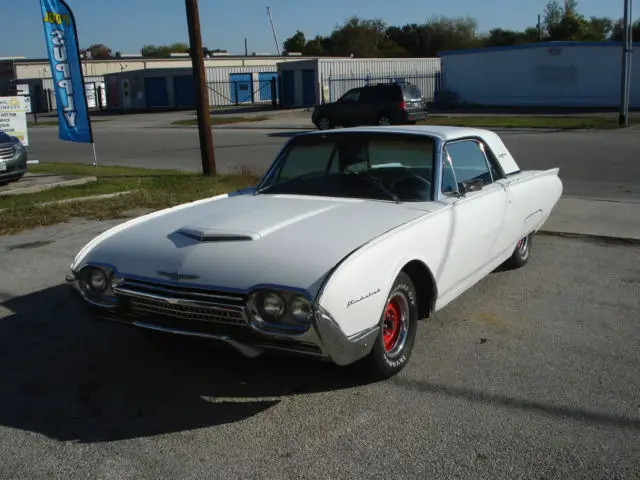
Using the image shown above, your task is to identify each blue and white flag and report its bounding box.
[40,0,93,144]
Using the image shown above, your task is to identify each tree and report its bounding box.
[140,42,190,57]
[84,43,112,59]
[283,30,306,53]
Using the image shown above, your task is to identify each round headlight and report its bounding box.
[290,296,312,324]
[260,292,285,321]
[88,268,108,293]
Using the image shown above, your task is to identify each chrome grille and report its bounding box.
[114,278,248,327]
[0,143,15,160]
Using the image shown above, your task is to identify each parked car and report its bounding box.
[311,82,428,130]
[66,125,562,379]
[0,132,27,185]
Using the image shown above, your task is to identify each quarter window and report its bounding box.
[442,140,493,193]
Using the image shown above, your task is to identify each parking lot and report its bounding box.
[0,217,639,479]
[1,114,640,479]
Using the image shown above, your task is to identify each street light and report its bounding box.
[619,0,634,127]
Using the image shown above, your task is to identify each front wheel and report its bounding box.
[360,271,418,379]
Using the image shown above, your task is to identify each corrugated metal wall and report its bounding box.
[317,59,442,103]
[204,65,280,106]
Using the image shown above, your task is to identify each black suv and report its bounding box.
[311,82,428,130]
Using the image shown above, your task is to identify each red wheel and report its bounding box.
[382,294,409,357]
[359,272,418,379]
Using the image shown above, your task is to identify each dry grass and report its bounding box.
[0,163,261,236]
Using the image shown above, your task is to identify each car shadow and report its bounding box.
[0,284,375,443]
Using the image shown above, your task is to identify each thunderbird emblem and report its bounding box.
[157,270,200,281]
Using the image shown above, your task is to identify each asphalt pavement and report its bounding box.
[25,116,640,202]
[0,220,638,479]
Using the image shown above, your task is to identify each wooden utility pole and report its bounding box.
[185,0,216,175]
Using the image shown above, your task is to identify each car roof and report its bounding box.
[303,125,497,142]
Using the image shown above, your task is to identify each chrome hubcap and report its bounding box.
[517,235,529,259]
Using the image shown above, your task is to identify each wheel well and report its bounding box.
[401,260,437,319]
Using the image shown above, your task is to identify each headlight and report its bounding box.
[260,292,286,321]
[88,268,108,293]
[290,295,312,324]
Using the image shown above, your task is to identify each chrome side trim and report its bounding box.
[131,321,265,359]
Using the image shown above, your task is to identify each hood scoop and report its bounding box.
[177,227,260,242]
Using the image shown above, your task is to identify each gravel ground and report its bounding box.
[0,220,639,479]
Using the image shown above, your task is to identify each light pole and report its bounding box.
[619,0,633,127]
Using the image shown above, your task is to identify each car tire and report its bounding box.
[359,271,419,379]
[503,233,533,269]
[377,115,392,126]
[317,116,332,130]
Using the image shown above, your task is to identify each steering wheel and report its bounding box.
[388,172,432,192]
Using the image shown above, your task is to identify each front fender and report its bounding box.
[316,212,447,338]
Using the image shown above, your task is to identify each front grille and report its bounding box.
[114,278,248,327]
[0,143,15,160]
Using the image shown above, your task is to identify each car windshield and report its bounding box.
[256,132,436,202]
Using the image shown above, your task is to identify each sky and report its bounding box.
[0,0,632,59]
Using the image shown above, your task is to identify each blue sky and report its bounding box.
[1,0,631,59]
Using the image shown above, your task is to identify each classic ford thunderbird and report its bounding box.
[66,125,563,378]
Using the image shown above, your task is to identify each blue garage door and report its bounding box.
[144,76,169,108]
[302,69,316,106]
[229,73,253,104]
[173,74,195,107]
[281,70,295,107]
[258,72,278,101]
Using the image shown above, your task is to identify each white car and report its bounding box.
[66,125,563,378]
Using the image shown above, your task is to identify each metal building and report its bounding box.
[277,58,442,107]
[439,41,640,108]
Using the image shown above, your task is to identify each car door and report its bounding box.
[435,138,509,297]
[336,88,364,126]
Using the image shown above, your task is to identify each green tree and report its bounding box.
[283,30,306,53]
[84,43,112,59]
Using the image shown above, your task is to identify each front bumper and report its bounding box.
[0,147,27,182]
[65,272,379,367]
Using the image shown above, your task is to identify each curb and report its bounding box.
[0,191,137,214]
[0,176,97,197]
[537,230,640,246]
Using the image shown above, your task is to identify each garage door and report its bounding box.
[144,76,169,108]
[173,74,195,107]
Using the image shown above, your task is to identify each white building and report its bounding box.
[439,41,640,108]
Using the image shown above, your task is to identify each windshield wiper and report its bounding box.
[346,171,400,203]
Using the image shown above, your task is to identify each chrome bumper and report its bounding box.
[65,272,379,367]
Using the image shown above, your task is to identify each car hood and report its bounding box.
[78,193,431,298]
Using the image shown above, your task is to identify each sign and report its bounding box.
[0,96,29,147]
[40,0,93,144]
[15,84,32,113]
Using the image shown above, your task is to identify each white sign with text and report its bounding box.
[0,96,29,147]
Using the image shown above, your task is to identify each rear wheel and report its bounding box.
[503,233,533,269]
[360,271,418,379]
[377,115,392,126]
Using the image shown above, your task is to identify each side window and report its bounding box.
[340,89,361,103]
[359,87,380,103]
[442,140,493,192]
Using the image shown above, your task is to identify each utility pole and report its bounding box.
[185,0,216,175]
[618,0,633,127]
[266,6,281,55]
[537,14,541,42]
